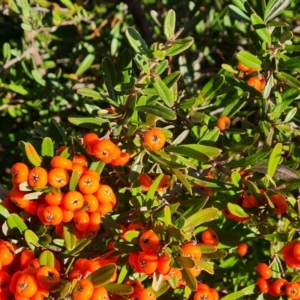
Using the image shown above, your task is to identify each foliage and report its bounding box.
[1,0,300,299]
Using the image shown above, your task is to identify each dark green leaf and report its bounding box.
[276,72,300,89]
[89,264,117,287]
[136,105,176,120]
[152,77,174,107]
[102,57,117,101]
[228,5,251,22]
[105,283,134,295]
[267,143,282,178]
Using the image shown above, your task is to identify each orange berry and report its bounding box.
[144,128,166,151]
[217,116,231,131]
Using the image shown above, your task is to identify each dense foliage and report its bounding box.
[1,0,300,299]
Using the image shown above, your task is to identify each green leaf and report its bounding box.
[221,93,248,118]
[8,84,28,95]
[0,204,9,218]
[134,53,150,74]
[181,265,197,291]
[197,260,214,274]
[63,222,76,251]
[31,69,46,86]
[41,137,54,157]
[202,249,228,260]
[276,72,300,89]
[264,0,292,22]
[62,234,93,257]
[69,170,79,191]
[228,5,251,22]
[183,208,218,232]
[24,229,39,250]
[102,57,117,101]
[152,77,174,107]
[114,83,134,92]
[7,213,27,233]
[222,284,256,300]
[76,54,95,76]
[114,242,141,253]
[147,152,185,169]
[251,162,299,180]
[236,51,262,70]
[116,48,133,84]
[77,88,101,100]
[125,27,149,56]
[164,9,176,39]
[172,168,192,195]
[39,250,55,267]
[89,264,117,287]
[136,105,176,120]
[251,14,271,45]
[166,144,221,162]
[21,142,42,167]
[267,143,282,178]
[105,283,134,295]
[227,203,250,218]
[68,116,109,128]
[221,64,239,74]
[49,119,68,144]
[199,75,225,103]
[146,174,164,201]
[165,37,194,56]
[177,256,196,268]
[59,282,72,299]
[226,149,270,168]
[281,57,300,70]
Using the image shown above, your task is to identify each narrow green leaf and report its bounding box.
[228,5,251,22]
[69,171,79,191]
[222,284,256,300]
[172,169,192,195]
[146,174,164,201]
[237,51,262,70]
[105,283,134,295]
[116,48,133,83]
[199,75,225,103]
[41,137,54,157]
[147,152,185,169]
[88,264,117,288]
[267,143,282,178]
[164,9,176,39]
[281,56,300,70]
[63,222,76,251]
[166,144,221,161]
[164,206,172,226]
[39,250,55,267]
[59,282,72,299]
[50,119,68,144]
[61,235,93,257]
[21,142,42,167]
[24,229,39,250]
[136,105,176,120]
[226,149,270,168]
[221,93,248,118]
[276,72,300,90]
[114,242,141,253]
[152,77,174,107]
[183,208,218,232]
[251,14,271,45]
[125,27,149,56]
[8,84,28,95]
[68,116,109,128]
[76,54,95,76]
[165,37,194,57]
[31,69,46,86]
[102,57,117,101]
[264,0,292,22]
[77,88,101,100]
[202,249,228,260]
[114,83,134,92]
[181,265,197,291]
